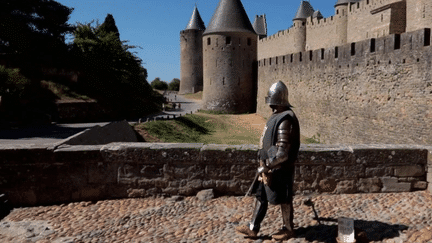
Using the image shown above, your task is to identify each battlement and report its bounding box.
[259,29,291,42]
[258,28,431,69]
[257,27,432,146]
[347,0,402,14]
[306,15,336,28]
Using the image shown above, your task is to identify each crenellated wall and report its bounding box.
[0,143,431,207]
[306,16,339,51]
[258,23,306,60]
[257,0,430,59]
[257,28,432,145]
[347,0,406,43]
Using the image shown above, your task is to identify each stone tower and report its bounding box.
[292,0,314,52]
[334,0,356,45]
[202,0,258,113]
[180,6,206,94]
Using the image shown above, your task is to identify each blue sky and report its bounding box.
[57,0,337,83]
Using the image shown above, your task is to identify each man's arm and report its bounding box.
[266,119,292,169]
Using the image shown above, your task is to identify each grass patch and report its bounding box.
[304,134,321,144]
[135,112,260,144]
[135,112,321,145]
[40,80,91,100]
[136,114,214,143]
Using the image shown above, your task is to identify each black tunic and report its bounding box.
[255,109,300,205]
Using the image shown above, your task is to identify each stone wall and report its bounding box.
[306,16,339,51]
[257,28,432,145]
[258,29,298,60]
[258,0,418,59]
[0,143,430,207]
[406,0,432,32]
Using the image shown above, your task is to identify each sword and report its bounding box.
[245,146,278,197]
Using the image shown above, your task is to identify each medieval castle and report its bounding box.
[180,0,432,145]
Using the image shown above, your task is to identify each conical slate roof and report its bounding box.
[335,0,360,7]
[313,10,323,19]
[185,6,206,30]
[203,0,256,36]
[253,15,267,37]
[293,1,315,21]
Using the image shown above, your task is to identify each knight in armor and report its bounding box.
[236,81,300,241]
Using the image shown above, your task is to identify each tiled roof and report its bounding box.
[293,1,315,21]
[313,10,323,19]
[185,6,206,30]
[203,0,256,36]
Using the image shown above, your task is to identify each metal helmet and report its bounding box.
[265,81,291,107]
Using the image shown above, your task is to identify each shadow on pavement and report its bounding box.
[0,124,88,140]
[294,218,408,243]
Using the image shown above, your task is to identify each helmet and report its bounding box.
[265,81,291,107]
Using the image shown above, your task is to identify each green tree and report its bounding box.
[0,0,74,56]
[151,78,168,90]
[99,14,120,39]
[0,66,31,99]
[72,15,160,117]
[168,78,180,91]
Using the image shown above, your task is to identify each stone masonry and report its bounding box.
[257,28,432,145]
[0,143,430,207]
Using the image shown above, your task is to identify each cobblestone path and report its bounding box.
[1,191,431,243]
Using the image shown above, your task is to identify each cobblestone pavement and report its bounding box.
[1,191,431,243]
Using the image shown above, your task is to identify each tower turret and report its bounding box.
[292,1,314,52]
[202,0,258,113]
[253,15,267,39]
[333,0,357,45]
[180,6,205,94]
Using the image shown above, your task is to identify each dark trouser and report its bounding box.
[249,167,294,232]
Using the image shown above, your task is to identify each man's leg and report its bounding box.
[236,184,268,237]
[272,168,295,241]
[272,203,295,240]
[281,202,294,232]
[249,196,268,232]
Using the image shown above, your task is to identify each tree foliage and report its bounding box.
[99,14,120,39]
[0,66,31,99]
[72,14,160,117]
[0,0,74,56]
[151,78,168,90]
[168,78,180,91]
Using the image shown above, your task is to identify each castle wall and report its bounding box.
[306,16,339,51]
[1,143,430,206]
[406,0,432,32]
[202,32,257,113]
[347,0,406,43]
[258,0,417,60]
[257,28,432,145]
[257,23,305,60]
[180,29,204,94]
